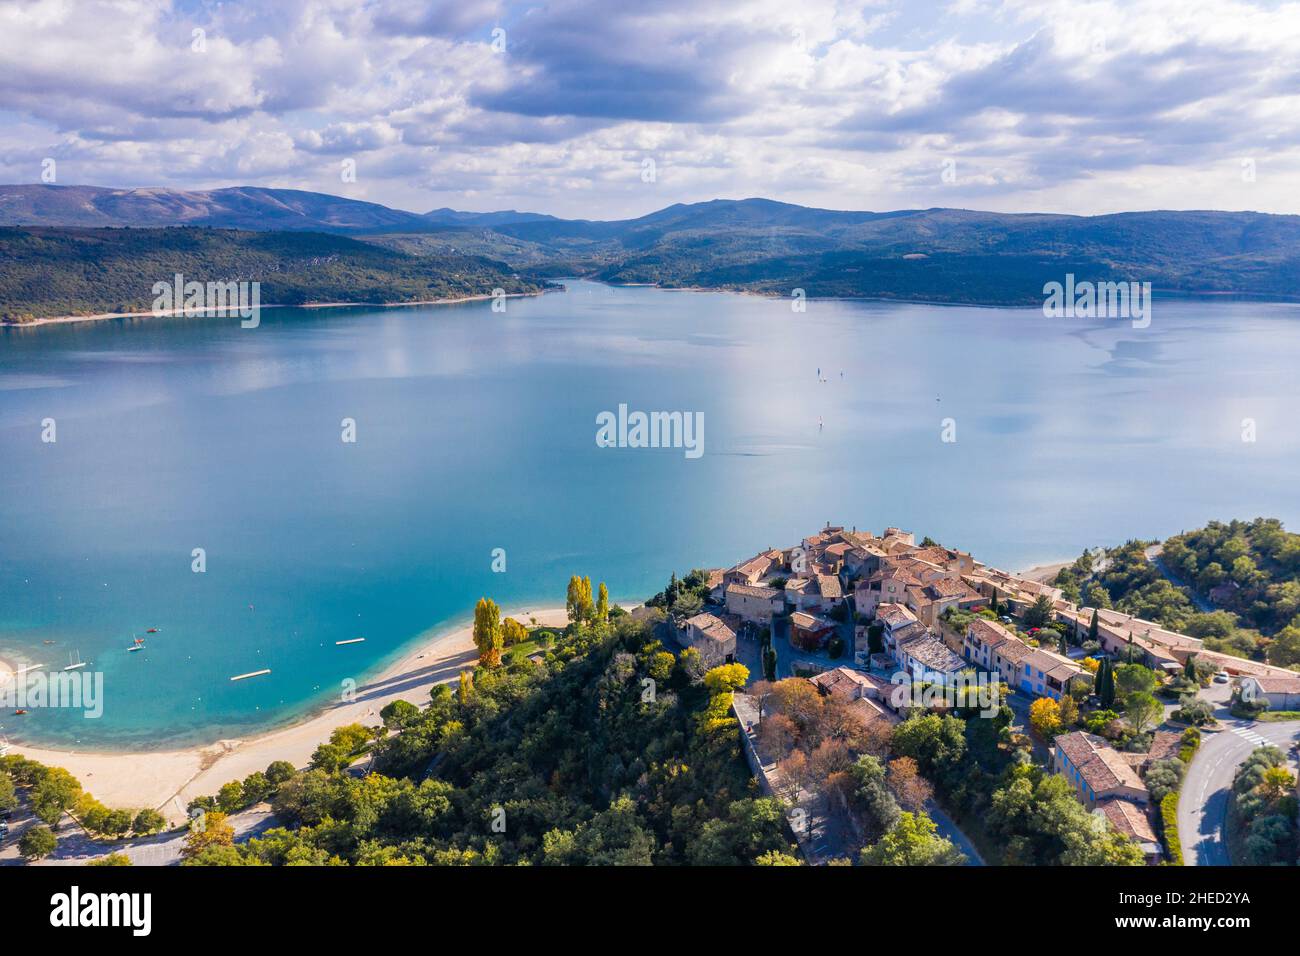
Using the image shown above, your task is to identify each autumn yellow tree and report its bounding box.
[703,662,749,694]
[1029,697,1063,740]
[596,582,610,622]
[182,810,234,860]
[501,616,529,647]
[473,596,503,667]
[1057,691,1079,729]
[566,575,595,624]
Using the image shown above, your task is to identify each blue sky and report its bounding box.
[1,0,1298,218]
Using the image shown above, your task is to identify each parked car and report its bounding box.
[1213,671,1230,683]
[999,616,1013,624]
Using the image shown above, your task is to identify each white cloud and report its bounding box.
[0,0,1296,217]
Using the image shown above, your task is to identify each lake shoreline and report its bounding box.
[0,288,554,328]
[5,606,570,822]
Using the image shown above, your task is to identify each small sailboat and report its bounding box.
[63,650,86,671]
[13,710,27,716]
[128,642,144,653]
[146,627,159,634]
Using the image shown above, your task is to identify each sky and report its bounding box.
[1,0,1298,219]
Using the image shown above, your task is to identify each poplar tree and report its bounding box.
[566,575,583,623]
[473,596,503,667]
[596,582,610,622]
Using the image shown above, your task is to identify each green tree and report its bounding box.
[1024,595,1055,629]
[241,771,272,805]
[19,825,58,861]
[1125,692,1163,735]
[0,773,17,814]
[31,766,81,825]
[1089,608,1099,643]
[1115,663,1158,702]
[860,812,965,866]
[596,582,610,623]
[265,761,296,786]
[380,699,420,729]
[133,808,166,835]
[216,780,246,813]
[1267,625,1300,669]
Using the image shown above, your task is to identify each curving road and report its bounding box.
[1178,717,1300,865]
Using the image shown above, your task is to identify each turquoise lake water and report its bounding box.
[2,280,1298,749]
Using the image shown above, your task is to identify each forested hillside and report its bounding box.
[7,186,1300,307]
[181,609,798,866]
[0,226,547,322]
[1052,518,1300,670]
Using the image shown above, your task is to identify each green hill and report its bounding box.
[0,226,548,322]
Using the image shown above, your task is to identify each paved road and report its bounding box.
[1,803,278,866]
[1145,544,1214,613]
[926,802,984,865]
[1179,717,1300,865]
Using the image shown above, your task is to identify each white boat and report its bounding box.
[229,669,271,682]
[63,651,86,671]
[128,644,144,653]
[335,638,365,646]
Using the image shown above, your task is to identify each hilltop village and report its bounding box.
[660,524,1300,864]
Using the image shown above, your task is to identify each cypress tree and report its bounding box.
[1098,658,1115,708]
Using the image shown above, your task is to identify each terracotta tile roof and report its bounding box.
[683,612,739,645]
[994,641,1033,664]
[877,603,919,628]
[810,666,872,700]
[925,576,971,598]
[790,611,836,631]
[1056,731,1147,796]
[899,635,967,673]
[816,574,843,599]
[967,618,1014,648]
[1097,797,1158,846]
[1246,676,1300,693]
[726,583,781,600]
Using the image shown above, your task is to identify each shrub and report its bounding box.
[1172,697,1214,727]
[1144,758,1186,803]
[1160,792,1183,865]
[88,853,132,866]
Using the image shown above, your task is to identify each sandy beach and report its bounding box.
[0,289,551,329]
[4,607,569,823]
[1015,560,1071,584]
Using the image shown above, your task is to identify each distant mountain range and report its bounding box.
[4,184,1300,307]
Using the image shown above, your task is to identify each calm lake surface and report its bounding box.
[2,281,1299,748]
